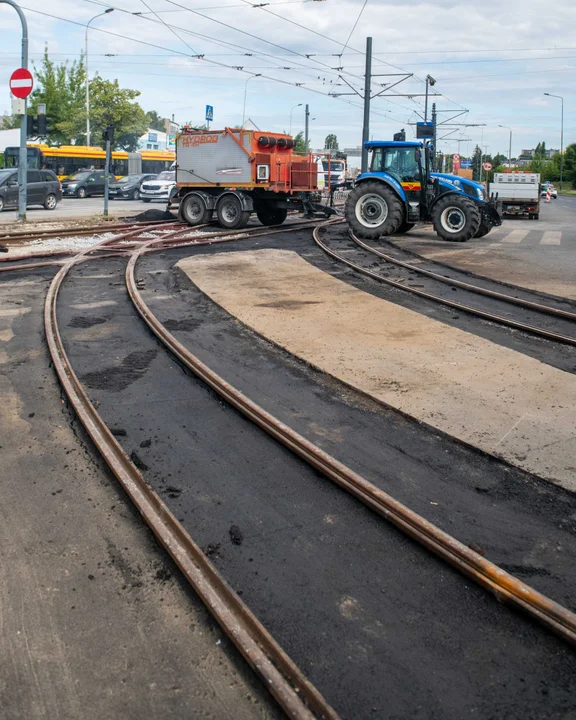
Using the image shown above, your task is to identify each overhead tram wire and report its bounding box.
[82,0,359,87]
[17,4,406,124]
[235,0,467,114]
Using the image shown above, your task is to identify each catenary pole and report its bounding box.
[361,36,372,174]
[1,0,28,221]
[304,104,310,152]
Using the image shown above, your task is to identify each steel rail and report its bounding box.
[44,222,338,720]
[126,228,576,647]
[354,233,576,322]
[0,218,178,244]
[314,223,576,347]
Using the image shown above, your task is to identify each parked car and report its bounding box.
[109,173,156,200]
[140,171,178,203]
[0,168,61,212]
[540,184,558,199]
[61,170,106,198]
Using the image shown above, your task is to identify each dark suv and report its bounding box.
[61,171,106,198]
[0,169,62,212]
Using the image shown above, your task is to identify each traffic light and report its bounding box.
[37,115,51,137]
[26,115,38,137]
[102,126,114,144]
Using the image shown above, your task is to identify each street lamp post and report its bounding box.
[289,103,302,136]
[544,93,564,190]
[498,124,512,168]
[85,8,114,146]
[242,74,261,127]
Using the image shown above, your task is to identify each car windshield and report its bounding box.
[322,160,344,172]
[67,172,91,181]
[156,171,175,181]
[118,175,143,183]
[0,169,15,184]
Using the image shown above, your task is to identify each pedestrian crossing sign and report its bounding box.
[205,105,214,122]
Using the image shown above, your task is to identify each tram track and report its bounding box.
[12,217,576,716]
[313,221,576,348]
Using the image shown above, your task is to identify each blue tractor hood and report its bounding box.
[430,172,485,194]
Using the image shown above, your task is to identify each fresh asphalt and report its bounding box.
[53,243,576,719]
[0,266,280,720]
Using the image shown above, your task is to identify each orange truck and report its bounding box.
[174,127,334,228]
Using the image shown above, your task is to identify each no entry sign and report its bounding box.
[9,68,33,99]
[482,162,493,171]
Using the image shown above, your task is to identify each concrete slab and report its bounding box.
[179,249,576,490]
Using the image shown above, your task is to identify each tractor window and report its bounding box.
[371,147,420,183]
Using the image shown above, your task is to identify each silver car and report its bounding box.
[140,171,177,203]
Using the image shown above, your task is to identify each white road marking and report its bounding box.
[540,231,561,245]
[501,229,529,244]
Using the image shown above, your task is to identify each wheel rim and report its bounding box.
[221,201,239,224]
[440,206,466,233]
[186,197,205,222]
[46,195,56,209]
[355,193,388,228]
[78,189,86,198]
[133,190,139,200]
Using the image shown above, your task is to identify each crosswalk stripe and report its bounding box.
[501,229,529,243]
[540,231,561,245]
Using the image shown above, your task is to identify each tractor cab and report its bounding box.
[346,138,502,242]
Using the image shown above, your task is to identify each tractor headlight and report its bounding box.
[476,187,485,200]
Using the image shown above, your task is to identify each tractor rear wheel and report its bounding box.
[345,181,403,239]
[216,194,250,230]
[180,192,212,226]
[432,194,481,242]
[256,206,287,227]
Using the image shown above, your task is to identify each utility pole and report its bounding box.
[1,0,28,221]
[361,36,372,173]
[85,9,114,146]
[432,102,437,171]
[304,104,310,152]
[424,75,436,122]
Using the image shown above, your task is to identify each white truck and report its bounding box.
[488,172,540,219]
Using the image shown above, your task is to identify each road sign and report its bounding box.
[416,121,434,139]
[9,68,33,99]
[483,162,493,171]
[205,104,214,122]
[453,153,460,161]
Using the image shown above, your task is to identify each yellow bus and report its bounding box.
[3,144,175,179]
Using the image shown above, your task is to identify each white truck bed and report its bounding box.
[489,173,540,217]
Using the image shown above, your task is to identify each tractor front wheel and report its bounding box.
[474,219,492,239]
[432,194,481,242]
[345,182,404,239]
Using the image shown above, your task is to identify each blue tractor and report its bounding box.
[345,139,502,242]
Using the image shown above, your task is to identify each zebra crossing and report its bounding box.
[491,228,568,246]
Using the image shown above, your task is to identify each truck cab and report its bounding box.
[346,140,502,242]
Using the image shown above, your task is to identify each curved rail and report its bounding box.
[44,221,338,720]
[126,230,576,647]
[313,222,576,347]
[354,233,576,322]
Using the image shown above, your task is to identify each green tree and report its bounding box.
[29,45,86,145]
[324,133,339,150]
[146,110,165,132]
[492,153,507,168]
[0,112,20,130]
[293,131,306,153]
[86,78,148,151]
[563,144,576,188]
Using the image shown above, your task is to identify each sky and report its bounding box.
[0,0,574,158]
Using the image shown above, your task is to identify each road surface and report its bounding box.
[0,196,165,223]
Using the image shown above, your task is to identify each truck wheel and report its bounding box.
[256,207,287,227]
[180,192,212,226]
[393,219,415,234]
[432,194,481,242]
[217,195,250,230]
[345,182,403,238]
